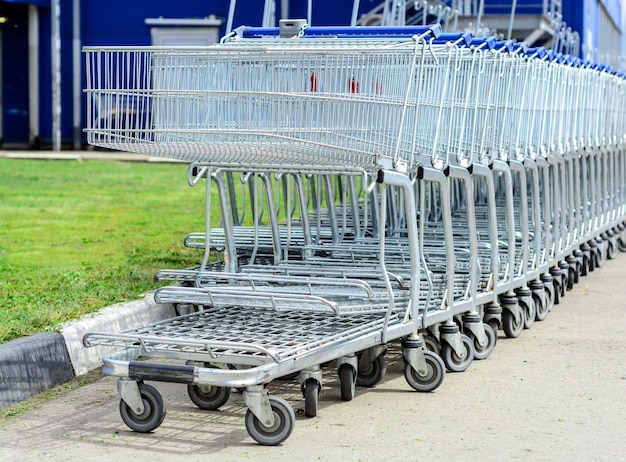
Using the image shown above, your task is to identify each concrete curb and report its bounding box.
[61,295,176,377]
[0,333,74,409]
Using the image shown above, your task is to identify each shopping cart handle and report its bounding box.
[469,37,497,50]
[525,46,547,58]
[230,24,442,40]
[304,25,442,39]
[546,50,565,63]
[230,25,277,38]
[430,32,472,46]
[511,42,528,54]
[494,40,515,52]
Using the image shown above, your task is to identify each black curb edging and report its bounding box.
[0,333,74,410]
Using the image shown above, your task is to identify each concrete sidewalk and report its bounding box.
[0,149,182,163]
[1,149,624,459]
[0,255,624,461]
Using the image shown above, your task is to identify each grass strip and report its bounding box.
[0,158,209,343]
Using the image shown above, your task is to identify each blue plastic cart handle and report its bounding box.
[305,25,442,38]
[494,40,515,52]
[546,51,566,63]
[525,46,546,58]
[470,37,497,49]
[232,24,442,40]
[430,32,472,46]
[511,42,529,53]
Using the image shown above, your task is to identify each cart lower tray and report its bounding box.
[84,305,404,371]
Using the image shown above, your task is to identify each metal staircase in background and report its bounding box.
[353,0,577,53]
[225,0,579,56]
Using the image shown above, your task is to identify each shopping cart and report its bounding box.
[84,24,459,446]
[82,20,626,445]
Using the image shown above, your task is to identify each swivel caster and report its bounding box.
[558,261,569,296]
[402,341,445,393]
[483,303,502,334]
[337,357,357,401]
[303,379,320,418]
[565,255,578,289]
[463,313,496,360]
[607,234,618,260]
[529,280,548,321]
[119,382,167,433]
[594,237,605,268]
[300,368,322,417]
[580,243,591,276]
[515,287,535,329]
[245,395,295,446]
[356,347,387,387]
[549,268,562,305]
[404,351,446,392]
[439,324,474,372]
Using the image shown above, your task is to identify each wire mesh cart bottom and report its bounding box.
[84,305,444,445]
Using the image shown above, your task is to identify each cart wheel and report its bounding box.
[588,249,596,271]
[245,396,295,446]
[553,281,562,305]
[502,309,523,338]
[521,299,535,330]
[569,263,580,286]
[607,239,617,260]
[303,379,319,418]
[339,365,356,401]
[119,383,166,433]
[534,293,548,321]
[544,285,555,312]
[580,254,589,276]
[404,350,445,392]
[356,354,387,387]
[469,323,496,360]
[565,266,574,290]
[440,334,474,372]
[560,267,568,296]
[594,247,605,269]
[618,237,626,252]
[422,333,441,355]
[187,383,231,411]
[486,318,500,336]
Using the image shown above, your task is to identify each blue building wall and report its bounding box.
[83,0,229,47]
[1,2,30,143]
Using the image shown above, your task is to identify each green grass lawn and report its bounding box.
[0,158,210,343]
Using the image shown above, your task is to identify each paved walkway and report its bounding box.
[1,255,625,461]
[2,148,625,460]
[0,149,182,163]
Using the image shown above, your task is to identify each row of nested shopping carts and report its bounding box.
[82,22,626,445]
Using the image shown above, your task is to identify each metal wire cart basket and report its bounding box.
[82,21,626,445]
